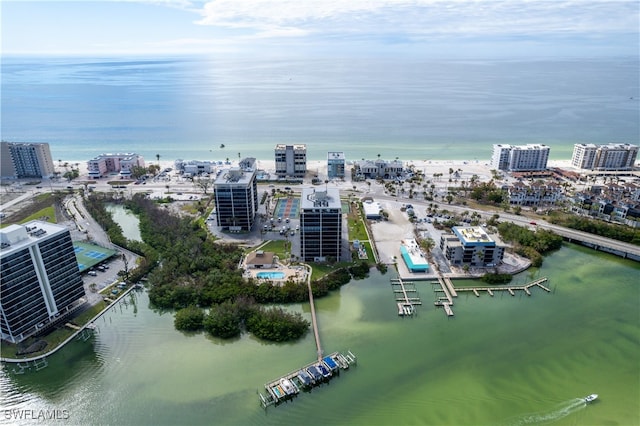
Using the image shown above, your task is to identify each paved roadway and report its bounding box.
[3,171,638,262]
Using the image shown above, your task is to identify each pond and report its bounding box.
[106,204,142,242]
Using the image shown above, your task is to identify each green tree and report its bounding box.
[174,305,205,331]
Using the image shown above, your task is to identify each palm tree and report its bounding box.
[156,154,160,166]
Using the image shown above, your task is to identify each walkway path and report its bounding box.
[303,263,323,361]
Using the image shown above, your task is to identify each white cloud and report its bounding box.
[193,0,639,40]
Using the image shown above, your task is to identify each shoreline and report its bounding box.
[57,158,577,181]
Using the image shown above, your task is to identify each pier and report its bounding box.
[455,277,550,298]
[390,278,422,316]
[430,277,550,317]
[258,264,358,409]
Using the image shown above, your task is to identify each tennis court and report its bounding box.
[74,242,118,272]
[273,198,300,220]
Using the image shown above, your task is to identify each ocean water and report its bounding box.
[2,55,638,163]
[1,244,638,426]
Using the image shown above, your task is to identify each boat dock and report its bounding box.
[259,351,357,408]
[390,278,422,316]
[258,263,358,409]
[432,276,455,317]
[455,277,551,297]
[431,276,550,317]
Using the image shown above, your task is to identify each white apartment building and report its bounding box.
[491,144,550,172]
[87,153,145,178]
[571,143,638,171]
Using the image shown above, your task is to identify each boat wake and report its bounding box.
[503,398,586,426]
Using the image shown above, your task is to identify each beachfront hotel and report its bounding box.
[439,226,505,267]
[327,152,346,179]
[571,143,638,171]
[0,221,86,344]
[490,144,550,172]
[275,144,307,178]
[299,188,343,262]
[213,168,258,232]
[0,142,56,179]
[86,153,145,178]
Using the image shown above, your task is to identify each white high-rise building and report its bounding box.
[490,144,550,172]
[571,143,638,170]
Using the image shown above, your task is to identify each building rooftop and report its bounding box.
[451,226,495,246]
[327,151,345,160]
[300,187,341,210]
[0,221,67,254]
[214,168,255,185]
[275,144,306,150]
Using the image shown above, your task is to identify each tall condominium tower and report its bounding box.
[300,188,343,262]
[213,168,258,231]
[491,144,550,172]
[0,142,56,179]
[1,221,86,343]
[571,143,638,170]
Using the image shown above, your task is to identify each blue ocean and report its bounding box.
[1,55,638,162]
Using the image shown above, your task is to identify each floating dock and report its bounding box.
[259,351,357,408]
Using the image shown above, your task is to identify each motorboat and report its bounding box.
[584,394,598,403]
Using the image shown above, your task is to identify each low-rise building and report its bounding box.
[354,159,403,180]
[439,226,506,267]
[244,250,276,269]
[275,144,307,178]
[174,159,217,176]
[327,152,345,179]
[507,181,563,206]
[87,153,145,178]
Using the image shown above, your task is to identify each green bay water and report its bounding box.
[1,244,638,426]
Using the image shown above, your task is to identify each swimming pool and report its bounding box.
[256,271,286,280]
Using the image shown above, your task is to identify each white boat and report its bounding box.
[584,394,598,403]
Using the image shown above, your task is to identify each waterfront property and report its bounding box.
[439,226,506,267]
[571,143,638,171]
[213,168,258,232]
[275,144,307,178]
[299,188,343,262]
[327,151,346,179]
[0,221,86,344]
[0,142,55,179]
[86,152,145,179]
[400,239,429,273]
[491,143,550,172]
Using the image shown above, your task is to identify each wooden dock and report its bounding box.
[391,278,422,316]
[455,277,550,298]
[430,277,550,317]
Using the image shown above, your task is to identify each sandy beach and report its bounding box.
[62,157,576,182]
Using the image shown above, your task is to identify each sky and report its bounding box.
[1,0,639,57]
